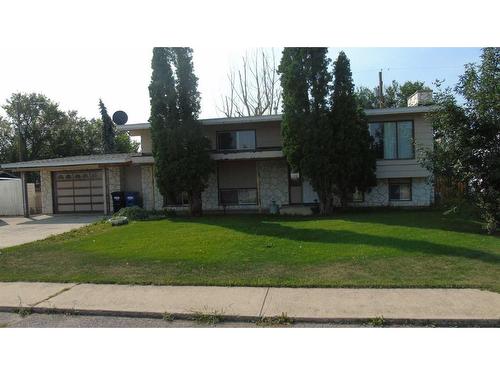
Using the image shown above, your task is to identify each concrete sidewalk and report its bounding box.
[1,282,499,325]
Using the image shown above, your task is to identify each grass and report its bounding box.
[0,209,499,292]
[192,310,223,325]
[258,313,294,327]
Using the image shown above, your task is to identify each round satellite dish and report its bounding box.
[112,110,128,125]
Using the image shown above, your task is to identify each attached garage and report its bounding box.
[53,170,104,213]
[0,153,143,215]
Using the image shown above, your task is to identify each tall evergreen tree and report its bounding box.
[173,47,213,215]
[279,49,376,214]
[279,48,337,213]
[99,99,116,153]
[149,47,213,216]
[329,52,377,207]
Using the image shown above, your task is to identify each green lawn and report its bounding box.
[1,210,499,291]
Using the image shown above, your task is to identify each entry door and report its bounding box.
[54,170,104,213]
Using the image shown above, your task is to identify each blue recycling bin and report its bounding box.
[125,191,140,207]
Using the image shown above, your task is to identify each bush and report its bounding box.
[113,206,150,220]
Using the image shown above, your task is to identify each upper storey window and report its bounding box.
[368,121,414,160]
[217,130,256,151]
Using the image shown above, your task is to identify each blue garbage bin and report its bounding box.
[125,192,140,207]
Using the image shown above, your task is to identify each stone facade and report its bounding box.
[141,165,154,210]
[353,177,434,207]
[107,166,121,212]
[257,159,289,210]
[140,165,165,211]
[40,169,53,214]
[201,172,219,210]
[153,174,164,210]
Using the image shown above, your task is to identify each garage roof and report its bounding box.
[1,153,138,171]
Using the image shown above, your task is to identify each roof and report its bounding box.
[120,106,437,131]
[0,171,18,178]
[1,153,138,170]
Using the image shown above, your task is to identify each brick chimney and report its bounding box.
[407,90,433,107]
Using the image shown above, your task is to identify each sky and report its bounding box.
[0,47,482,124]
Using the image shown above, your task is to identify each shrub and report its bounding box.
[113,206,150,220]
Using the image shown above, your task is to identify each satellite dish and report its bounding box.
[112,110,128,125]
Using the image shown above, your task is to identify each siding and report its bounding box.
[204,122,282,150]
[133,113,432,180]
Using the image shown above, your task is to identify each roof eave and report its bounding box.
[120,106,437,130]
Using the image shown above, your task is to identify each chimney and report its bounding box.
[407,90,433,107]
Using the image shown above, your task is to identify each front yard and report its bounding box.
[0,210,499,292]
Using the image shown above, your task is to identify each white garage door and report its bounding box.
[54,170,104,213]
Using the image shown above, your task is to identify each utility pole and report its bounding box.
[378,70,385,109]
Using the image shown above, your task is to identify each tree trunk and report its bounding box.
[189,190,203,217]
[319,192,334,215]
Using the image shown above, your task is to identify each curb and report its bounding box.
[1,306,499,327]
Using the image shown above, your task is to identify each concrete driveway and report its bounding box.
[0,215,101,248]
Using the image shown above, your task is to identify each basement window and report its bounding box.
[389,178,412,201]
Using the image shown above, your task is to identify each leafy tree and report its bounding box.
[356,80,430,108]
[1,93,137,165]
[99,99,116,153]
[421,48,500,234]
[355,86,378,109]
[0,116,16,163]
[329,52,377,207]
[115,131,139,153]
[148,47,213,216]
[2,93,67,161]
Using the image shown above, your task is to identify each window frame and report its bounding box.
[388,178,413,201]
[218,188,258,206]
[216,129,257,152]
[368,120,415,161]
[165,191,190,207]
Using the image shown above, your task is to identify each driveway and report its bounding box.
[0,215,101,248]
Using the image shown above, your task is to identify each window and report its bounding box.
[219,188,257,205]
[217,130,256,151]
[352,189,364,202]
[389,179,412,201]
[369,121,414,159]
[166,191,189,206]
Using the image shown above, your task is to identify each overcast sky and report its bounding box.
[0,47,482,124]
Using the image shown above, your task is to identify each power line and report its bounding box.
[353,66,464,73]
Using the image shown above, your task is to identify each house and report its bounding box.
[0,94,435,215]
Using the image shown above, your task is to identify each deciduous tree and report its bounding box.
[218,49,281,117]
[422,48,500,234]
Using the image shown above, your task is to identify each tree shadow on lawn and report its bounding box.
[171,216,500,265]
[334,208,486,235]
